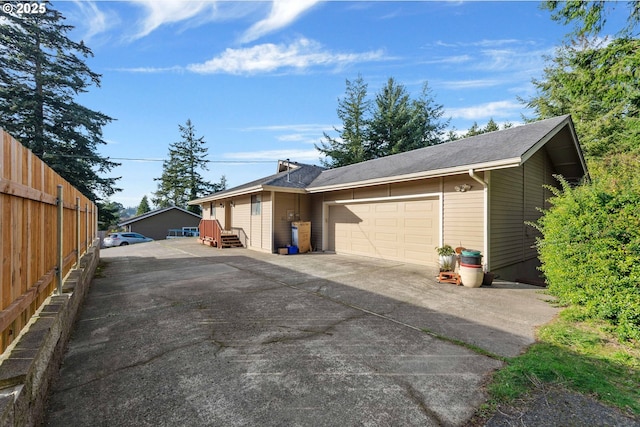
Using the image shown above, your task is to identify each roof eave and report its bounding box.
[262,185,308,194]
[189,185,264,205]
[306,158,522,193]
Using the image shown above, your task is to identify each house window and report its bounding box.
[210,202,215,219]
[251,194,261,215]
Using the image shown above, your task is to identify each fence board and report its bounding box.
[0,129,97,352]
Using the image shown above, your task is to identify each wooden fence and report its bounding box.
[0,129,97,353]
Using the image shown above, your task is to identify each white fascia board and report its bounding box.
[261,185,308,194]
[188,185,263,205]
[306,158,521,194]
[520,117,569,164]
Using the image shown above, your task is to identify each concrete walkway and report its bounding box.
[44,239,558,426]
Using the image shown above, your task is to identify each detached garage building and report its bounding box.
[190,115,588,284]
[119,206,202,241]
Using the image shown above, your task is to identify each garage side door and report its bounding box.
[328,199,439,266]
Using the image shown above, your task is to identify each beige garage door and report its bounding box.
[328,198,439,265]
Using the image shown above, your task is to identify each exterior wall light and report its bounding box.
[455,184,471,192]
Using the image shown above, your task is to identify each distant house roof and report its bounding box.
[190,161,325,204]
[307,115,587,192]
[119,205,201,226]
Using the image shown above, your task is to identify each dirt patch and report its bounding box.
[470,385,639,426]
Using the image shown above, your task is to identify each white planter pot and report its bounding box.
[460,265,483,288]
[439,254,456,271]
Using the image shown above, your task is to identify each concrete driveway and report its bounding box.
[44,239,558,426]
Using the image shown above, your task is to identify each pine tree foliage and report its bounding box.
[543,1,640,38]
[316,75,370,168]
[136,195,151,216]
[462,118,511,138]
[524,38,640,158]
[153,120,220,214]
[318,76,449,167]
[367,77,414,158]
[0,2,119,201]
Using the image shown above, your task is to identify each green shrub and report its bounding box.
[532,154,640,341]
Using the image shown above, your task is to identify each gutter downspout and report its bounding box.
[469,169,489,272]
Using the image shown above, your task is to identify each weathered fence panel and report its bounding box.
[0,129,97,353]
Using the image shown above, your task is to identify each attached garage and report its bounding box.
[192,115,589,284]
[327,197,440,265]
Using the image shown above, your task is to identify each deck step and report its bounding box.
[220,234,244,248]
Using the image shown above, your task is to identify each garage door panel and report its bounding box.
[374,232,397,242]
[405,201,432,212]
[328,199,439,266]
[405,218,431,228]
[375,204,398,213]
[375,218,397,227]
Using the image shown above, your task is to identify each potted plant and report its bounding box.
[435,244,456,271]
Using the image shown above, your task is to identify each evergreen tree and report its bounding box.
[367,77,413,158]
[543,1,640,38]
[462,118,510,138]
[0,2,119,201]
[97,200,122,231]
[316,75,370,168]
[318,76,448,166]
[136,195,151,216]
[403,82,449,151]
[153,120,215,214]
[465,122,483,137]
[484,118,500,133]
[523,38,640,158]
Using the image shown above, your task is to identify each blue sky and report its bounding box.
[53,1,623,207]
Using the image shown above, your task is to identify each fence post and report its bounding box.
[85,203,89,251]
[56,185,63,295]
[76,197,81,267]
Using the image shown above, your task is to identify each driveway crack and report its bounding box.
[54,338,222,393]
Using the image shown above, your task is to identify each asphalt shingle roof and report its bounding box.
[191,115,583,203]
[195,163,325,201]
[308,115,572,189]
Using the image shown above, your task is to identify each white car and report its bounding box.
[103,232,154,247]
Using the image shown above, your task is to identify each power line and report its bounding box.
[108,157,275,163]
[50,154,275,163]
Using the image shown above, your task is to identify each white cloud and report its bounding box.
[242,123,333,133]
[434,39,525,49]
[440,79,502,90]
[187,38,386,75]
[223,149,320,162]
[114,65,184,73]
[69,1,119,42]
[126,0,259,40]
[240,0,321,43]
[422,55,472,65]
[124,0,319,42]
[447,100,523,120]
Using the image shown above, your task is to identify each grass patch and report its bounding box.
[487,310,640,415]
[93,260,109,278]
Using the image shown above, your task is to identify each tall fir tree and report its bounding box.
[317,76,449,167]
[543,1,640,38]
[315,75,370,168]
[524,38,640,158]
[153,120,218,214]
[0,2,119,201]
[402,82,449,152]
[366,77,413,159]
[136,195,151,216]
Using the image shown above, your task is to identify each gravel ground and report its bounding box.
[476,385,639,426]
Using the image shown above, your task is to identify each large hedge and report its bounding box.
[533,154,640,341]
